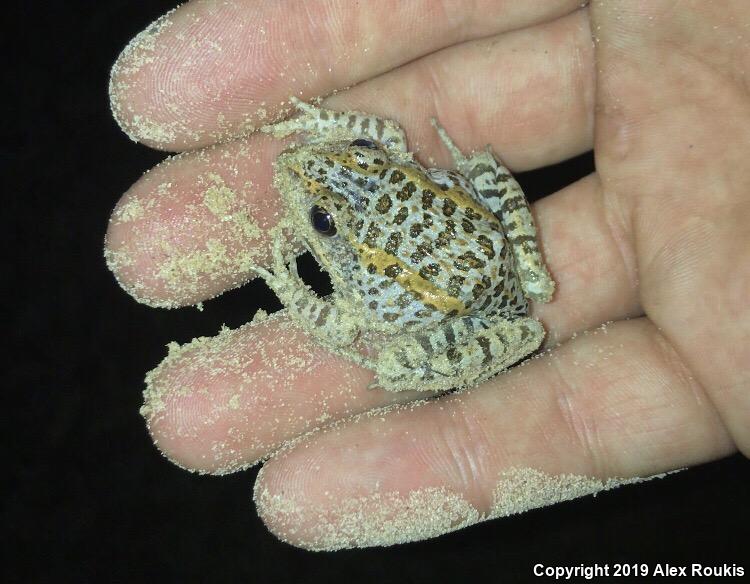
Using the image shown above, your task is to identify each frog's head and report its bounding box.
[281,138,390,204]
[275,139,392,288]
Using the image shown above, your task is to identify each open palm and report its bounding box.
[106,1,749,550]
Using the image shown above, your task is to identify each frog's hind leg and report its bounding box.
[372,314,544,392]
[262,97,408,152]
[432,120,555,303]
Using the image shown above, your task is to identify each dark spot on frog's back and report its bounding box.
[434,220,456,248]
[396,292,414,308]
[389,169,406,184]
[454,251,486,271]
[384,232,403,255]
[376,194,392,213]
[421,189,435,209]
[393,207,409,224]
[363,223,382,247]
[384,264,403,278]
[418,263,440,281]
[442,198,457,216]
[477,234,495,259]
[397,182,416,201]
[409,241,433,264]
[447,275,464,297]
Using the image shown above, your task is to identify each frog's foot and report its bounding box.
[262,97,408,151]
[260,97,318,139]
[431,119,555,304]
[370,315,545,392]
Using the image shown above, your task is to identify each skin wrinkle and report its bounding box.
[547,339,607,478]
[648,316,728,446]
[428,398,497,510]
[598,179,640,306]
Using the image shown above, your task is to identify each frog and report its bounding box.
[256,97,554,392]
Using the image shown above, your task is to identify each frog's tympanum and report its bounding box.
[258,99,554,392]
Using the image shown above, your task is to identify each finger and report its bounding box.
[141,311,422,474]
[325,8,594,171]
[105,134,282,308]
[254,318,736,550]
[110,0,582,150]
[591,2,750,453]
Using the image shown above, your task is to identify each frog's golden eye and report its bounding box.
[349,138,378,149]
[309,205,337,236]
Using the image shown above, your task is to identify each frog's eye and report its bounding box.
[309,205,337,236]
[349,138,378,149]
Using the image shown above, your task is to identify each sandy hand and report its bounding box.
[106,0,749,550]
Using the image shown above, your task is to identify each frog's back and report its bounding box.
[348,163,527,329]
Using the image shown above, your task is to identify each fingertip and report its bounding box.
[109,9,184,149]
[140,328,254,474]
[109,3,284,151]
[104,138,278,308]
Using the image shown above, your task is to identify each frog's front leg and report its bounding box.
[371,314,545,392]
[262,97,408,151]
[432,121,555,304]
[264,270,360,350]
[254,230,361,352]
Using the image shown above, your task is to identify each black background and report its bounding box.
[7,1,748,582]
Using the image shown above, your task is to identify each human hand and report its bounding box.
[105,0,749,550]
